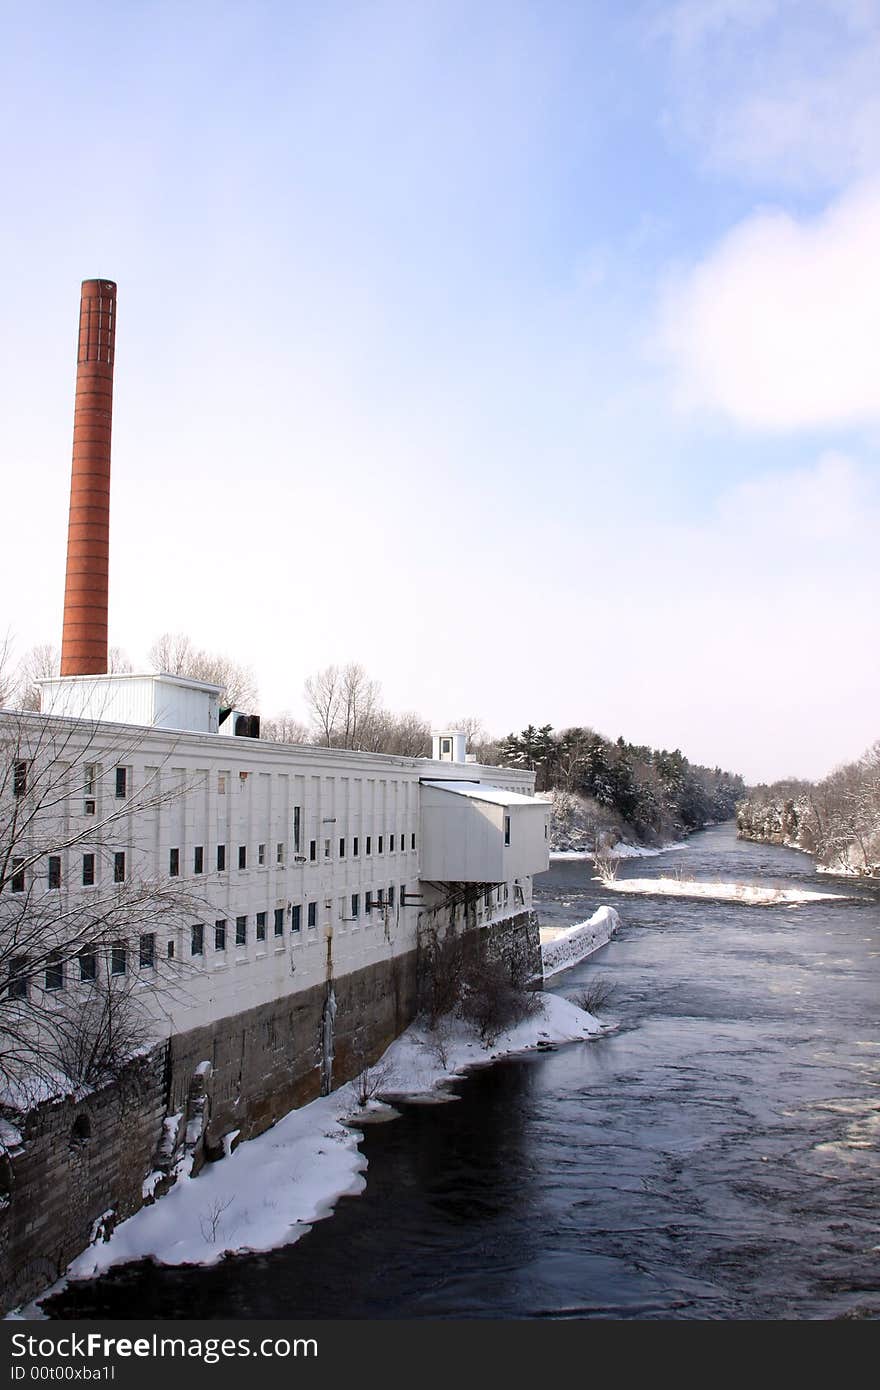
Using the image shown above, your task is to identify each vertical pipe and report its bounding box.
[60,278,117,677]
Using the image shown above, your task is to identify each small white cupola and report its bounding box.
[431,729,467,763]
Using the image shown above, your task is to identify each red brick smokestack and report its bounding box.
[60,279,117,676]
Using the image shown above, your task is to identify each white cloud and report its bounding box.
[658,182,880,429]
[653,0,880,189]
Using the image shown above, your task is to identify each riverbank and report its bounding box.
[18,993,601,1313]
[540,906,621,976]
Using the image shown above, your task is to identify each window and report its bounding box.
[365,890,373,916]
[411,833,416,850]
[194,845,204,874]
[83,764,96,815]
[45,950,64,991]
[238,845,247,870]
[13,760,28,796]
[236,916,247,946]
[377,887,384,906]
[351,893,360,919]
[484,888,491,909]
[11,858,25,893]
[307,901,317,929]
[366,836,372,855]
[258,843,265,866]
[290,905,301,933]
[167,940,175,959]
[277,842,285,865]
[353,837,359,857]
[214,919,227,951]
[309,840,316,862]
[113,851,126,883]
[82,853,95,886]
[48,855,61,890]
[79,946,97,982]
[504,815,511,846]
[293,807,301,854]
[339,838,345,858]
[256,911,267,942]
[111,941,127,975]
[274,907,285,936]
[390,835,395,852]
[441,738,451,754]
[400,883,406,906]
[388,884,395,908]
[139,933,156,969]
[115,766,127,799]
[191,923,204,956]
[378,836,383,854]
[324,839,331,859]
[218,774,226,795]
[217,844,226,872]
[7,956,28,999]
[169,847,180,877]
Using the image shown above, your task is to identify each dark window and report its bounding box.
[378,836,383,854]
[238,845,247,870]
[169,847,180,877]
[236,916,247,946]
[193,846,204,874]
[111,941,127,975]
[115,766,127,799]
[290,905,301,933]
[307,901,317,929]
[79,946,97,982]
[7,956,28,999]
[411,833,416,850]
[13,760,28,796]
[309,840,316,862]
[400,883,406,905]
[274,907,285,937]
[377,887,384,906]
[167,940,175,959]
[11,858,25,893]
[365,890,373,915]
[139,933,156,969]
[258,843,265,865]
[113,851,126,883]
[339,838,345,858]
[256,911,266,942]
[388,884,395,908]
[82,853,95,887]
[276,842,285,865]
[191,923,204,956]
[217,844,226,871]
[441,738,451,754]
[48,855,61,889]
[390,835,395,852]
[214,919,227,950]
[45,950,64,991]
[351,893,360,918]
[504,815,511,846]
[293,807,301,853]
[324,839,331,859]
[353,837,359,857]
[366,836,372,855]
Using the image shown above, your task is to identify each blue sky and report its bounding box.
[1,1,878,781]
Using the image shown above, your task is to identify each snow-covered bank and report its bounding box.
[540,906,621,977]
[550,841,687,862]
[600,878,850,906]
[31,995,601,1303]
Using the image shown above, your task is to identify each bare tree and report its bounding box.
[303,663,380,749]
[149,632,257,709]
[0,705,205,1106]
[260,713,311,745]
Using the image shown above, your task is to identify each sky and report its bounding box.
[1,0,878,784]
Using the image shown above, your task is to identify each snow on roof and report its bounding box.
[420,780,544,807]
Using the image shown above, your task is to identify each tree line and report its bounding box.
[737,742,880,874]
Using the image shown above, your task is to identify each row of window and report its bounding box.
[188,886,407,956]
[11,761,129,804]
[6,933,156,998]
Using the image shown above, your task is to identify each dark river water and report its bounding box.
[44,824,880,1320]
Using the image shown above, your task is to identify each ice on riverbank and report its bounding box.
[550,841,688,861]
[600,878,850,905]
[35,995,600,1300]
[540,906,621,977]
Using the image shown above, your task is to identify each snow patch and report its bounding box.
[540,907,621,977]
[550,841,688,861]
[601,878,850,905]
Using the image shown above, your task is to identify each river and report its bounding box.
[44,823,879,1320]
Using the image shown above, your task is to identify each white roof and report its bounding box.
[420,780,544,807]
